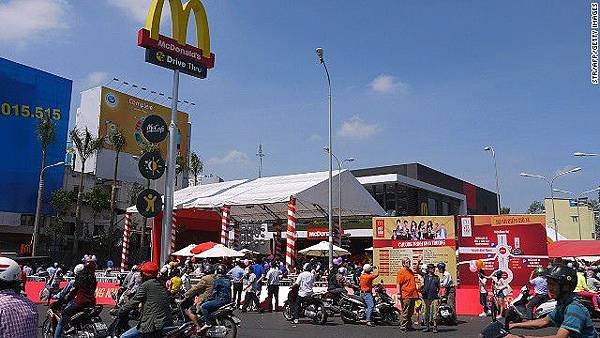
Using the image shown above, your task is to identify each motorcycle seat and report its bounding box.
[346,294,366,303]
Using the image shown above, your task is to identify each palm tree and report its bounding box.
[32,117,55,255]
[189,152,203,186]
[175,152,187,187]
[107,128,127,237]
[70,127,104,255]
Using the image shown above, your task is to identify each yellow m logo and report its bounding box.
[145,0,211,58]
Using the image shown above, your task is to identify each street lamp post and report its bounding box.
[32,161,64,256]
[316,47,334,269]
[552,187,600,240]
[323,147,355,243]
[520,167,582,241]
[484,146,501,214]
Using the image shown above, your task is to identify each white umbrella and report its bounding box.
[171,244,197,257]
[365,247,373,251]
[194,244,244,258]
[298,241,351,257]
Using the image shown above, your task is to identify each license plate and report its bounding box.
[94,322,107,331]
[231,316,241,325]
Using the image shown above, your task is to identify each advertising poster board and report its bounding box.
[0,57,72,214]
[372,216,457,285]
[457,214,549,288]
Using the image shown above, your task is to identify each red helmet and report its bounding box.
[139,261,159,278]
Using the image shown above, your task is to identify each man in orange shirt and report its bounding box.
[359,264,379,327]
[396,258,419,331]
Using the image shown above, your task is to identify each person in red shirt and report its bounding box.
[359,264,379,326]
[396,258,419,331]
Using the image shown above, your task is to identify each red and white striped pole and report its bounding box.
[221,206,230,245]
[170,210,177,254]
[286,198,297,270]
[121,213,132,272]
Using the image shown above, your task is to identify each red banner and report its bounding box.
[25,281,118,305]
[373,239,456,248]
[307,227,329,240]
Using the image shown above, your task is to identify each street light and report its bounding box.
[574,152,599,157]
[31,161,64,256]
[484,146,501,214]
[552,187,600,240]
[520,167,582,241]
[316,46,334,270]
[323,147,355,242]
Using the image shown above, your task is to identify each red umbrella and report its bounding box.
[191,241,219,254]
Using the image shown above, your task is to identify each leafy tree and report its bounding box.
[500,207,511,214]
[107,128,127,236]
[189,151,203,186]
[526,200,545,214]
[175,152,187,186]
[85,186,110,233]
[70,127,104,255]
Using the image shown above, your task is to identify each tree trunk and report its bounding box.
[73,160,85,255]
[109,150,120,239]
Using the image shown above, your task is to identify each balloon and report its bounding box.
[476,259,484,270]
[469,264,478,272]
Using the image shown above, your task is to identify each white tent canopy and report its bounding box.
[126,179,247,213]
[194,244,244,258]
[299,241,351,257]
[182,170,384,222]
[546,226,568,242]
[171,244,197,257]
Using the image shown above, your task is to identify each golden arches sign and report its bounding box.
[145,0,211,58]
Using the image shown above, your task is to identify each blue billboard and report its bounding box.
[0,57,72,214]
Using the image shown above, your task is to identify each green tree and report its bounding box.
[526,200,545,214]
[33,117,56,255]
[85,185,110,233]
[189,151,203,186]
[175,152,187,186]
[107,128,127,237]
[70,127,104,255]
[500,207,511,214]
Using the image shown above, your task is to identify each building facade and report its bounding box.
[544,198,596,240]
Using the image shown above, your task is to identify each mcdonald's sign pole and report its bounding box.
[138,0,215,264]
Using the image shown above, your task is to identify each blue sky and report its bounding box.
[0,0,598,212]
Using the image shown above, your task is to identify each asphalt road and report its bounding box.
[35,304,576,338]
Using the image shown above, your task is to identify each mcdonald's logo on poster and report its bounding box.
[138,0,215,77]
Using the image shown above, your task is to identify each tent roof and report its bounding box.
[126,179,247,213]
[548,240,600,258]
[182,170,384,222]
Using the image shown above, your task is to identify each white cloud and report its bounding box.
[0,0,69,44]
[106,0,150,22]
[208,150,249,165]
[82,71,110,89]
[368,74,408,94]
[337,115,380,140]
[308,134,322,142]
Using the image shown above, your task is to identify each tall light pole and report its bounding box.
[316,47,334,269]
[553,187,600,240]
[484,146,501,214]
[520,167,582,241]
[323,147,355,242]
[32,161,64,256]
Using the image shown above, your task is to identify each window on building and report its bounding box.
[442,201,450,215]
[571,216,579,223]
[428,198,437,216]
[72,186,79,193]
[20,214,34,226]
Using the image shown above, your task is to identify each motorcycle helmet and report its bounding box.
[139,261,159,278]
[131,265,138,272]
[216,264,227,276]
[0,257,21,283]
[338,267,347,275]
[545,264,577,293]
[534,267,545,276]
[363,264,373,273]
[494,270,503,278]
[204,264,216,275]
[437,262,446,271]
[427,263,436,270]
[74,264,85,275]
[303,263,312,271]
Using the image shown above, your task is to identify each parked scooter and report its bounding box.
[437,294,457,325]
[283,284,328,325]
[338,282,401,326]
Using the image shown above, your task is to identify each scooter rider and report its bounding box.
[0,256,38,338]
[199,264,232,332]
[507,264,598,338]
[525,267,548,320]
[327,258,346,303]
[182,264,216,329]
[119,261,173,338]
[292,263,315,324]
[437,262,455,312]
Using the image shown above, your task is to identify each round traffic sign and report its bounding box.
[138,151,166,180]
[136,188,163,218]
[141,115,168,143]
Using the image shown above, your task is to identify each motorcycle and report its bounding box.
[42,300,108,338]
[504,285,556,325]
[437,294,457,325]
[283,285,328,325]
[338,282,401,326]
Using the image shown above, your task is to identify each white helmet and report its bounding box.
[74,264,85,275]
[303,263,312,271]
[0,257,21,282]
[338,267,347,274]
[363,264,373,273]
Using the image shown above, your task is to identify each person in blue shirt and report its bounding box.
[200,264,232,332]
[526,267,549,320]
[508,264,598,338]
[227,261,245,308]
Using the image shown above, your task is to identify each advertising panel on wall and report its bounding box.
[457,214,549,289]
[0,57,72,214]
[372,216,457,285]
